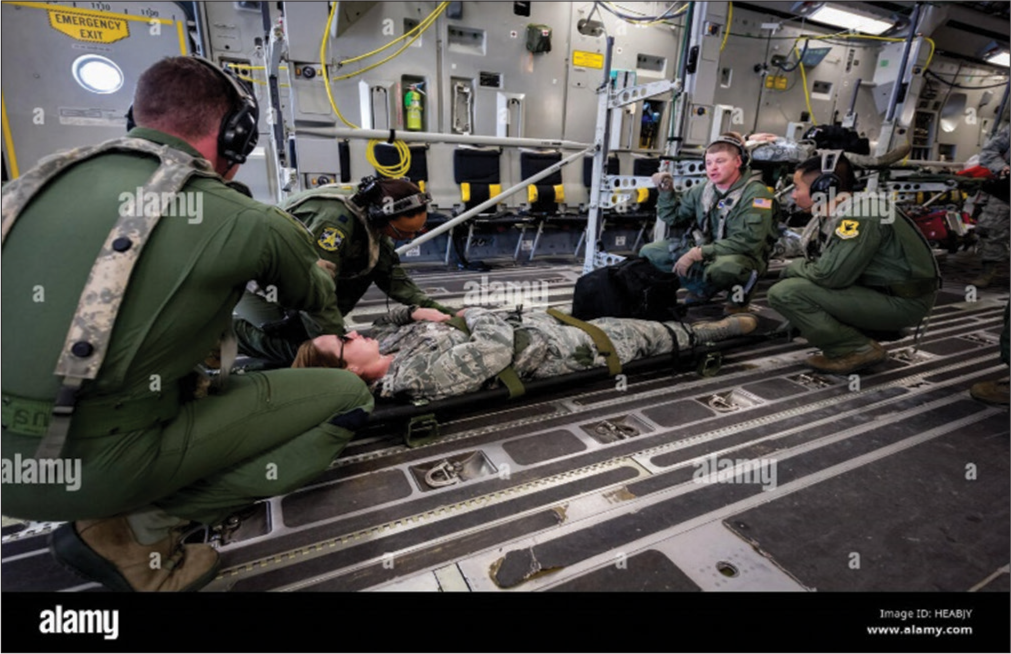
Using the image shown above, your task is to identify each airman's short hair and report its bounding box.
[132,57,238,142]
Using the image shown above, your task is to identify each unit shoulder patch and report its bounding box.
[835,219,860,240]
[317,226,346,252]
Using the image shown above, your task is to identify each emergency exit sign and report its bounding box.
[48,7,130,44]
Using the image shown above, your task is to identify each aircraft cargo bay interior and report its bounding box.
[1,1,1009,651]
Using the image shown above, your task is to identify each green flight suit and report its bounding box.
[287,186,455,329]
[767,202,939,358]
[639,174,778,299]
[234,185,456,364]
[1,129,373,526]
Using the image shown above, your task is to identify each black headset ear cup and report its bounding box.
[218,94,259,165]
[731,138,750,168]
[187,56,260,165]
[810,150,844,196]
[810,172,840,196]
[351,176,388,225]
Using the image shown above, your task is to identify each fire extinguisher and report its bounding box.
[405,84,424,131]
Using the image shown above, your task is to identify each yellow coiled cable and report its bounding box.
[366,139,412,178]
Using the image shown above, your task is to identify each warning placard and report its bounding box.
[49,8,130,44]
[572,50,604,69]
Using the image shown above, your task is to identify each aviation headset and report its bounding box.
[351,175,432,226]
[810,149,844,196]
[125,55,259,166]
[706,134,750,168]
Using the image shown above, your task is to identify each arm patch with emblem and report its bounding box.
[317,226,346,252]
[835,219,860,240]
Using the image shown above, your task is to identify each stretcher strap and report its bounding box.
[546,308,621,376]
[659,323,680,361]
[445,316,525,398]
[495,366,526,398]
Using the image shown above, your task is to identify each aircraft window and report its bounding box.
[72,55,124,95]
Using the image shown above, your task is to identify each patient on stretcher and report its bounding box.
[287,306,757,402]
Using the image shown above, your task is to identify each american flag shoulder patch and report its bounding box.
[752,198,773,210]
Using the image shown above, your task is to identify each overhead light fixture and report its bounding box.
[980,42,1011,67]
[986,51,1010,67]
[807,4,894,36]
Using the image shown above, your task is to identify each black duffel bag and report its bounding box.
[571,256,683,321]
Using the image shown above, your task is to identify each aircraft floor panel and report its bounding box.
[724,413,1010,592]
[2,257,1007,596]
[546,549,702,592]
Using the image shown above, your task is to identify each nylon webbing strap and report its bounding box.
[445,316,469,332]
[495,365,526,398]
[34,380,82,460]
[2,138,218,459]
[659,323,681,362]
[444,316,526,398]
[546,308,622,376]
[55,154,215,380]
[3,142,122,245]
[210,325,240,394]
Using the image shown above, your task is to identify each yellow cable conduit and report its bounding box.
[236,5,938,173]
[320,2,449,176]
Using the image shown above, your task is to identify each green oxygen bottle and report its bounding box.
[405,85,423,131]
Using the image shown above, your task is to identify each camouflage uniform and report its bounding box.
[976,124,1010,264]
[768,203,938,358]
[639,175,779,299]
[371,307,698,402]
[1,128,373,525]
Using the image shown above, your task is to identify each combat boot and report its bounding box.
[807,341,887,375]
[969,261,999,288]
[969,378,1010,406]
[692,314,759,342]
[49,516,220,592]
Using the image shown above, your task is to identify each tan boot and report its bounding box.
[970,378,1010,406]
[969,262,999,288]
[49,516,220,592]
[807,341,887,375]
[693,314,759,342]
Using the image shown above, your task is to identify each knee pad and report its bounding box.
[327,407,370,431]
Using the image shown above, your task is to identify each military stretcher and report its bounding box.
[227,303,789,448]
[361,312,792,447]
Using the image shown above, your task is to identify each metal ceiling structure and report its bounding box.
[736,1,1010,64]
